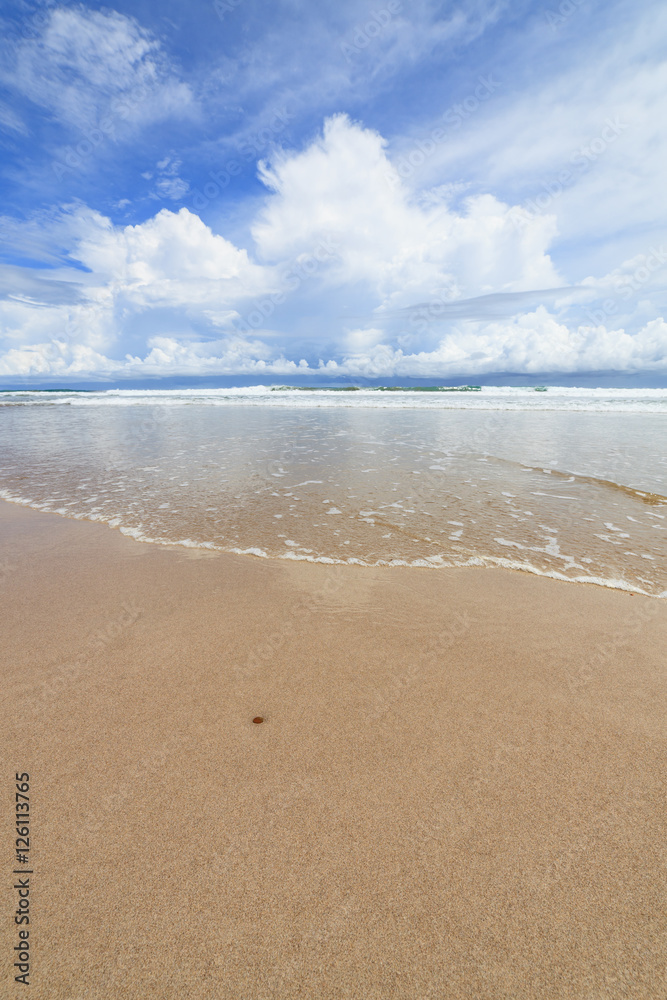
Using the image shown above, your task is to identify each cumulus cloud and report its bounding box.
[73,207,272,308]
[408,2,667,275]
[254,114,560,307]
[1,115,666,380]
[331,312,667,377]
[0,205,278,367]
[2,312,666,379]
[0,332,305,379]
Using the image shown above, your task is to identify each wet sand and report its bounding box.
[1,500,666,998]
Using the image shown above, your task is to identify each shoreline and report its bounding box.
[2,500,666,998]
[0,493,663,599]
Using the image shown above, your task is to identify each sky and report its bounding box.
[0,0,666,385]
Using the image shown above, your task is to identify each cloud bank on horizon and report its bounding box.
[0,0,666,382]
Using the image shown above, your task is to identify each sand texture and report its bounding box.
[1,501,666,999]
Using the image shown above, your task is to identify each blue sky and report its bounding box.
[0,0,666,383]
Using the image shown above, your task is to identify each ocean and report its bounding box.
[1,386,665,596]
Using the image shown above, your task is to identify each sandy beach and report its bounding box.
[1,499,666,999]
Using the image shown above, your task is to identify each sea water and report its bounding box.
[0,386,665,595]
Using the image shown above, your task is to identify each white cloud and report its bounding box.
[0,7,195,134]
[0,340,117,378]
[73,206,274,309]
[254,114,560,308]
[0,331,302,379]
[128,335,281,374]
[405,2,667,277]
[203,0,505,164]
[0,100,29,136]
[155,177,190,200]
[330,311,667,377]
[2,311,665,379]
[0,205,278,366]
[151,156,190,201]
[1,115,666,380]
[581,247,667,299]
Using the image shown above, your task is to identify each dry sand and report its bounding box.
[1,500,666,999]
